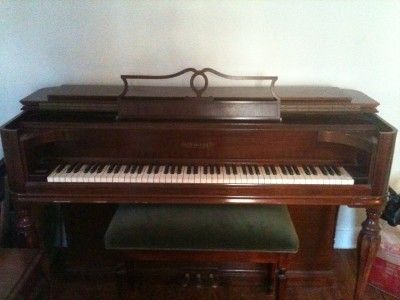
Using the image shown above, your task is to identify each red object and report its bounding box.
[368,221,400,298]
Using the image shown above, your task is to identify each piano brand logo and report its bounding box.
[181,142,213,150]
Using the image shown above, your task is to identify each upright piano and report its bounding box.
[1,69,396,299]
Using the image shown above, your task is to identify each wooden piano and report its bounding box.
[1,69,396,299]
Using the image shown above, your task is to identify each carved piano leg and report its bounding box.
[354,206,382,300]
[16,204,39,248]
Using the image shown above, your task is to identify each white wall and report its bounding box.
[1,0,400,248]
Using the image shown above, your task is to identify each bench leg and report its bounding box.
[276,266,287,300]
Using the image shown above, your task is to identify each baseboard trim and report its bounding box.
[334,227,360,249]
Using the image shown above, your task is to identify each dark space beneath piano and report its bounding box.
[0,83,396,295]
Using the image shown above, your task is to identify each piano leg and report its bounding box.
[16,204,39,248]
[354,206,382,300]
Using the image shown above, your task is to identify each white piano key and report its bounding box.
[297,166,310,185]
[123,165,133,183]
[220,166,228,184]
[337,167,354,185]
[55,165,72,182]
[65,165,80,183]
[227,166,236,184]
[274,167,284,184]
[152,166,162,183]
[323,166,339,185]
[248,166,259,184]
[216,166,224,184]
[73,164,88,182]
[291,166,305,184]
[133,166,145,183]
[48,164,63,182]
[259,166,269,184]
[204,166,211,184]
[81,165,94,183]
[237,166,246,184]
[86,165,99,183]
[231,166,240,184]
[267,166,278,184]
[310,167,321,185]
[189,166,196,183]
[282,166,295,184]
[210,166,218,184]
[314,167,329,185]
[113,165,127,182]
[97,165,110,183]
[107,165,118,183]
[194,166,201,184]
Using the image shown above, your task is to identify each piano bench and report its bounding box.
[104,204,299,299]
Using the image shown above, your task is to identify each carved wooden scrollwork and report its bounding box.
[119,67,280,100]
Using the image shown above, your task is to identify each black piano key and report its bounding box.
[280,165,287,175]
[302,165,311,175]
[124,165,131,174]
[263,165,270,175]
[270,165,277,175]
[240,165,246,175]
[55,164,65,173]
[168,165,175,174]
[163,165,170,174]
[154,165,160,174]
[319,166,328,176]
[177,165,182,174]
[286,165,294,175]
[293,166,300,175]
[83,164,91,173]
[137,165,144,174]
[225,165,231,175]
[203,166,208,175]
[254,165,260,175]
[309,166,318,175]
[73,163,82,173]
[248,165,254,175]
[232,165,238,175]
[210,165,214,175]
[130,165,138,174]
[66,163,76,173]
[147,165,153,174]
[194,166,199,174]
[96,164,105,173]
[216,165,221,175]
[89,164,98,174]
[114,165,121,173]
[332,166,341,176]
[326,166,335,176]
[187,166,192,174]
[107,164,115,173]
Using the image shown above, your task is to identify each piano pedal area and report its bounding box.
[51,254,279,300]
[50,204,296,300]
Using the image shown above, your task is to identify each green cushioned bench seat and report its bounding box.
[104,205,299,253]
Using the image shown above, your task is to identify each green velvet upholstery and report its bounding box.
[104,205,299,253]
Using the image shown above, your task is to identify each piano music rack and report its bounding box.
[117,68,281,121]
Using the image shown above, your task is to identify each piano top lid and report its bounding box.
[20,85,379,113]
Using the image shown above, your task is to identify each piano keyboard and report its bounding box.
[47,164,354,185]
